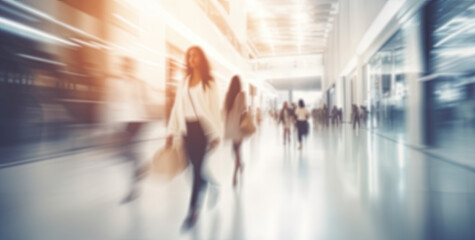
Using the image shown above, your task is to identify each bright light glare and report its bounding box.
[113,13,143,32]
[437,47,475,57]
[434,20,475,47]
[0,16,78,47]
[71,38,98,48]
[0,5,39,22]
[17,54,67,66]
[59,70,88,77]
[4,0,102,43]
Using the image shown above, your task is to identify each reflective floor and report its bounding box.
[0,119,474,240]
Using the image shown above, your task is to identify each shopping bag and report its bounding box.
[150,142,188,180]
[240,112,256,136]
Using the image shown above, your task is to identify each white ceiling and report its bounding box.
[247,0,339,58]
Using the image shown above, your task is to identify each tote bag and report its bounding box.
[240,112,256,136]
[150,142,188,181]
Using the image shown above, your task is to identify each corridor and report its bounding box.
[1,120,473,240]
[1,0,475,239]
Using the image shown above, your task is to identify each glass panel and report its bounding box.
[366,30,407,140]
[427,0,475,160]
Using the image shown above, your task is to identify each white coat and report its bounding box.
[167,76,222,141]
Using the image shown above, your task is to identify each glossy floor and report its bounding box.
[0,120,474,240]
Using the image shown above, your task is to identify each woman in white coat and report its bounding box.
[166,46,222,229]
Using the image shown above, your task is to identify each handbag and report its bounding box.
[240,112,256,136]
[149,85,200,180]
[150,142,188,180]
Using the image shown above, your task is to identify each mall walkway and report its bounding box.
[0,119,474,240]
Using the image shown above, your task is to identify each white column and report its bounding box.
[404,12,425,148]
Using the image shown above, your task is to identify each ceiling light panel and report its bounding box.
[247,0,339,57]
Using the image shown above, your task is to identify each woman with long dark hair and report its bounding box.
[166,46,222,229]
[223,75,247,187]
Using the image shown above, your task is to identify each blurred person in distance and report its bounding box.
[289,102,297,136]
[331,106,338,127]
[166,46,222,230]
[322,104,329,128]
[352,104,361,129]
[256,107,262,125]
[279,102,292,145]
[223,75,247,187]
[311,107,319,130]
[102,56,148,204]
[360,105,369,126]
[338,107,343,125]
[295,99,310,150]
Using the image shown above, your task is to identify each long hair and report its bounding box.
[185,46,213,90]
[224,75,242,113]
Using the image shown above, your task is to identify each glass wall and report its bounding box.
[426,0,475,160]
[366,30,407,140]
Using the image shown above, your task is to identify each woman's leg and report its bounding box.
[297,122,303,149]
[283,127,286,144]
[120,122,145,204]
[183,121,207,226]
[285,127,291,143]
[232,141,242,186]
[189,152,206,209]
[284,126,290,145]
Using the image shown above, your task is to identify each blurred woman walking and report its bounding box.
[223,75,247,187]
[295,99,310,150]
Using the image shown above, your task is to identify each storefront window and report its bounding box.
[426,0,475,158]
[367,30,407,140]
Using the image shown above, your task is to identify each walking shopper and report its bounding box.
[279,102,292,145]
[331,106,338,127]
[352,104,361,129]
[323,104,329,128]
[223,75,247,187]
[295,99,310,150]
[103,56,147,204]
[166,46,222,229]
[312,108,319,130]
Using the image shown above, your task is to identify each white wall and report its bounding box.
[324,0,389,92]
